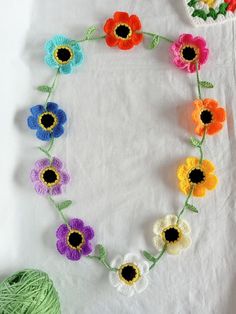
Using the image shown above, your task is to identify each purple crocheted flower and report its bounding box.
[56,218,95,261]
[30,157,70,195]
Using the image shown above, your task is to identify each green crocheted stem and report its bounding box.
[45,69,60,106]
[38,136,55,160]
[140,31,173,43]
[87,244,118,272]
[48,196,69,226]
[143,245,166,270]
[76,35,106,43]
[195,62,202,100]
[177,185,194,222]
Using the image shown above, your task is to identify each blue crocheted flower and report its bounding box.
[27,102,67,141]
[44,35,84,74]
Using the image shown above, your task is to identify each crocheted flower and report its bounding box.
[27,103,67,141]
[109,253,149,297]
[31,157,70,195]
[44,35,84,74]
[56,218,94,261]
[153,215,191,255]
[224,0,236,11]
[170,34,209,73]
[177,157,218,197]
[103,11,143,50]
[192,99,226,136]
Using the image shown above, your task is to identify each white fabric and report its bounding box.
[1,1,236,313]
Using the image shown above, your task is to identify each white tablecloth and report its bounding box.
[1,1,236,313]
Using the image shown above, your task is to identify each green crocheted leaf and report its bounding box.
[86,26,97,39]
[96,244,107,259]
[186,204,198,213]
[37,85,52,93]
[200,81,214,88]
[190,137,201,147]
[192,9,207,21]
[208,8,218,20]
[187,0,198,7]
[57,200,72,211]
[149,35,160,49]
[143,251,156,263]
[219,3,228,15]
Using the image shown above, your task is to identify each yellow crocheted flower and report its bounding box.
[177,157,218,197]
[201,0,216,8]
[153,215,191,255]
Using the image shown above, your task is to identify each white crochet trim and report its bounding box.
[183,0,236,27]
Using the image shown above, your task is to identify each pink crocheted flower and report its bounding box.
[170,34,209,73]
[30,157,70,195]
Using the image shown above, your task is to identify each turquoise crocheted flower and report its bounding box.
[44,35,84,74]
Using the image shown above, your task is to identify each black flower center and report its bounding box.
[115,24,131,39]
[164,227,180,242]
[182,46,197,61]
[189,168,205,184]
[41,113,55,128]
[43,169,58,184]
[121,265,137,282]
[68,231,84,249]
[200,110,213,124]
[56,47,72,62]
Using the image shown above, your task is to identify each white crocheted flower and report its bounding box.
[109,253,149,297]
[153,214,191,255]
[195,0,222,10]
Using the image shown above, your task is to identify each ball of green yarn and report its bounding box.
[0,269,61,314]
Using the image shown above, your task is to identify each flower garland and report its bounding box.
[27,11,226,297]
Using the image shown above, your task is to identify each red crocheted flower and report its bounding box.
[224,0,236,12]
[103,11,143,50]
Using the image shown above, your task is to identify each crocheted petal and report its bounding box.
[35,158,50,169]
[83,226,95,240]
[81,242,93,256]
[45,54,58,68]
[110,255,123,268]
[203,98,218,110]
[178,219,191,235]
[139,261,149,275]
[123,253,140,264]
[164,214,178,227]
[201,159,215,173]
[104,18,115,34]
[27,116,38,129]
[131,33,143,45]
[153,235,165,251]
[66,248,81,261]
[204,174,218,190]
[177,164,189,180]
[153,219,165,235]
[109,272,120,288]
[36,129,51,141]
[60,171,70,185]
[56,240,67,254]
[34,182,48,195]
[69,218,84,230]
[50,185,62,195]
[117,283,134,297]
[179,236,192,249]
[118,39,134,50]
[193,99,203,109]
[179,180,191,195]
[46,102,58,113]
[172,57,187,69]
[72,50,84,67]
[192,36,207,49]
[52,34,71,46]
[189,62,198,73]
[193,185,206,197]
[179,33,194,44]
[105,35,119,47]
[113,11,129,23]
[56,224,69,239]
[214,108,226,122]
[199,48,209,64]
[30,105,45,116]
[166,243,181,255]
[134,276,148,293]
[59,64,73,75]
[52,124,64,138]
[186,157,199,168]
[45,39,55,53]
[207,122,223,135]
[195,124,205,136]
[30,169,39,182]
[129,15,142,31]
[57,109,67,124]
[51,157,63,170]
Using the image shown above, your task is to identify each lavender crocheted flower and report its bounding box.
[30,157,70,195]
[56,218,95,261]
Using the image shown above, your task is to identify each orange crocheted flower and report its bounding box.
[103,12,143,50]
[192,98,226,136]
[177,157,218,197]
